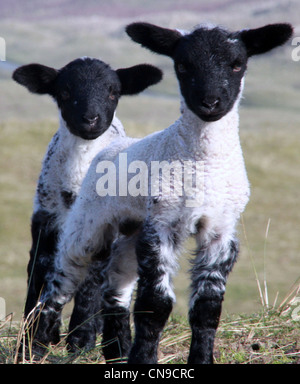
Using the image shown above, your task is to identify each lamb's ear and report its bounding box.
[126,22,181,57]
[239,23,293,57]
[12,64,58,95]
[116,64,163,95]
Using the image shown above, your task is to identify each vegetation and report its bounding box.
[0,282,299,364]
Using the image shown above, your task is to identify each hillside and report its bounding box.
[0,0,279,21]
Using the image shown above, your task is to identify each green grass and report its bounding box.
[0,284,299,364]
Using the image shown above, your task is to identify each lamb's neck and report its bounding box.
[54,114,104,195]
[178,99,241,160]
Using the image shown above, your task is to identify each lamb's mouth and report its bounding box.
[75,126,108,140]
[197,110,226,122]
[189,102,228,122]
[80,130,105,140]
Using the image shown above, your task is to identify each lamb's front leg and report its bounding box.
[128,220,178,364]
[30,217,113,354]
[29,259,89,354]
[188,235,239,364]
[66,260,108,353]
[23,210,61,354]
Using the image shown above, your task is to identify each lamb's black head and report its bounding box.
[126,22,293,122]
[53,58,121,139]
[13,57,163,140]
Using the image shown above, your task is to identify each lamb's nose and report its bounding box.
[201,98,219,111]
[82,114,99,125]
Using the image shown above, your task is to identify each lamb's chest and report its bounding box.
[201,151,250,215]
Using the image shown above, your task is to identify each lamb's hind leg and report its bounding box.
[101,235,138,363]
[188,234,239,364]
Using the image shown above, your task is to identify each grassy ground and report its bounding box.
[0,283,299,364]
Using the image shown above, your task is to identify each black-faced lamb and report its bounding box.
[28,22,292,363]
[12,57,162,352]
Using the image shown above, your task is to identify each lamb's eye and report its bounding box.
[233,65,242,72]
[61,90,70,100]
[109,86,118,101]
[232,61,242,72]
[177,63,187,74]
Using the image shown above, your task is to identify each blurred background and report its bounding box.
[0,0,299,321]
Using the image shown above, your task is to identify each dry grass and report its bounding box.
[0,282,299,365]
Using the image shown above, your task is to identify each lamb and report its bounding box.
[29,22,292,363]
[12,57,162,352]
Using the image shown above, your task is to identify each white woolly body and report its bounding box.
[55,85,250,300]
[34,112,125,229]
[74,93,249,236]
